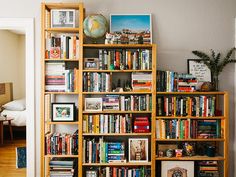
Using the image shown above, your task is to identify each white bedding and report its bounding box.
[0,109,27,126]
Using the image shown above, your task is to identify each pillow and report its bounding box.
[2,98,26,111]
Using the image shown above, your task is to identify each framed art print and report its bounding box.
[51,103,75,122]
[51,9,76,28]
[162,161,194,177]
[84,98,103,112]
[110,14,152,44]
[129,138,148,162]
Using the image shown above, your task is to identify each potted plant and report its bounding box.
[192,48,236,91]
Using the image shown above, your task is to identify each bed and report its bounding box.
[0,83,26,131]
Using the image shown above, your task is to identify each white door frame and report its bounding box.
[0,18,35,177]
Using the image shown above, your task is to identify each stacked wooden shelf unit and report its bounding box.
[41,3,228,177]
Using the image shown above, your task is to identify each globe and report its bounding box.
[83,14,108,39]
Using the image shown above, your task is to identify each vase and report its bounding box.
[212,74,219,91]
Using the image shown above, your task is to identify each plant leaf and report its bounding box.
[192,50,211,60]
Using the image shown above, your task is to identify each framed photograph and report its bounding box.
[129,138,148,162]
[51,9,76,28]
[162,161,194,177]
[51,103,75,122]
[84,98,103,112]
[84,58,99,70]
[110,14,152,44]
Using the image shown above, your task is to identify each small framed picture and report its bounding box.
[51,103,75,122]
[129,138,148,162]
[84,58,99,70]
[162,161,194,177]
[51,9,76,28]
[110,14,152,44]
[84,98,103,112]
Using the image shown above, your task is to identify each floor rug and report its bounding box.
[16,147,26,168]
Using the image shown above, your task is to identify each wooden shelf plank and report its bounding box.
[82,162,152,166]
[156,156,224,161]
[45,28,80,32]
[83,44,153,48]
[83,92,152,95]
[44,155,78,158]
[82,69,152,73]
[45,3,81,10]
[156,91,226,95]
[156,116,225,119]
[83,133,152,136]
[156,138,224,142]
[45,59,79,61]
[44,92,79,95]
[46,121,79,125]
[83,111,152,114]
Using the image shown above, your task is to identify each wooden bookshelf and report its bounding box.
[41,3,84,177]
[83,133,152,136]
[82,162,152,166]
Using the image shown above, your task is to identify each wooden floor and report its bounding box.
[0,139,26,177]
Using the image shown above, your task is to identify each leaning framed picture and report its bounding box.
[162,161,194,177]
[51,103,75,122]
[110,14,152,44]
[84,58,99,70]
[188,59,212,89]
[129,138,148,162]
[51,9,76,28]
[84,98,103,112]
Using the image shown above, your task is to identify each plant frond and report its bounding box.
[192,50,211,60]
[223,47,236,61]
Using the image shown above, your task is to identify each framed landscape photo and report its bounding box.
[51,103,75,122]
[84,58,99,70]
[84,98,103,112]
[162,161,194,177]
[110,14,152,44]
[51,9,76,28]
[129,138,148,162]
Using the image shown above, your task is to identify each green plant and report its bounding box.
[192,48,236,75]
[192,48,236,90]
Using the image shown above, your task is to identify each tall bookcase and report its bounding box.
[41,3,228,177]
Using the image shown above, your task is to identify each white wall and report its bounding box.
[0,0,235,176]
[0,30,25,99]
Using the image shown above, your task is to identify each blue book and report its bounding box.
[16,147,26,168]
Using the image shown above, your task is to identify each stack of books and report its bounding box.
[49,158,77,177]
[45,62,78,92]
[198,161,219,177]
[177,73,198,92]
[131,73,152,91]
[83,138,126,163]
[103,95,120,110]
[45,34,79,59]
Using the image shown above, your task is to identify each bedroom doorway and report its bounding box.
[0,18,35,177]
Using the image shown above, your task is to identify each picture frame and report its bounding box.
[51,9,76,28]
[162,161,194,177]
[51,103,75,122]
[128,138,148,162]
[84,98,103,112]
[110,14,152,44]
[187,59,212,90]
[84,58,99,70]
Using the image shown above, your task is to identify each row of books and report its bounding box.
[45,130,78,155]
[156,70,197,92]
[156,119,222,139]
[83,138,125,163]
[49,158,77,177]
[45,34,80,59]
[97,49,151,70]
[132,73,152,91]
[156,96,216,117]
[45,62,79,92]
[86,167,151,177]
[83,72,110,92]
[83,114,132,134]
[198,161,219,177]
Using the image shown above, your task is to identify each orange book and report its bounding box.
[127,50,132,69]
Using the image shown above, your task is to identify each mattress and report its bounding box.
[0,109,27,126]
